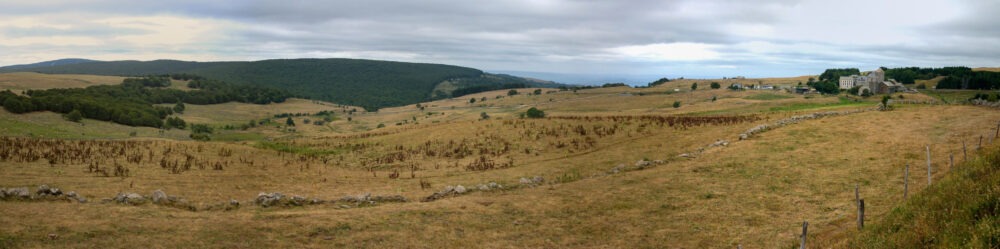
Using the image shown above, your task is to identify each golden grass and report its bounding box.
[0,73,998,248]
[1,103,997,248]
[0,72,125,91]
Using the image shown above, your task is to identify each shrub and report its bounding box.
[673,101,681,108]
[65,109,83,122]
[710,82,721,89]
[525,107,545,118]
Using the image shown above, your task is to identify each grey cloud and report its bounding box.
[2,0,999,79]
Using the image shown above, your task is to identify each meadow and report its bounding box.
[0,73,998,248]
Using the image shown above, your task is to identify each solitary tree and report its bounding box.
[173,101,185,114]
[286,117,295,126]
[65,109,83,122]
[691,83,698,91]
[508,89,519,96]
[480,112,490,120]
[673,101,681,108]
[469,98,476,104]
[710,82,721,89]
[533,89,542,95]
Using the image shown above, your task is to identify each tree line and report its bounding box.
[0,76,293,128]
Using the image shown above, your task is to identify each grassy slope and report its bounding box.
[844,142,1000,248]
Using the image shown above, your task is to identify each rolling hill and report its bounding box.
[0,58,565,110]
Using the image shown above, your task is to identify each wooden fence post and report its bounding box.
[964,141,968,161]
[926,145,932,185]
[858,199,865,230]
[950,153,954,172]
[800,221,808,249]
[904,163,909,199]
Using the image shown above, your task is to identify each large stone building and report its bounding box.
[838,68,904,94]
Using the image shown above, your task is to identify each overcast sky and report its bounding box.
[1,0,998,83]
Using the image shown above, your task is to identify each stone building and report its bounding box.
[838,68,903,94]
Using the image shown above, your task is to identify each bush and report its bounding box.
[65,109,83,122]
[525,107,545,118]
[710,82,721,89]
[165,117,186,129]
[507,89,519,96]
[673,101,681,108]
[691,83,698,90]
[173,101,185,114]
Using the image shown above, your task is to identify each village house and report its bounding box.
[838,68,906,94]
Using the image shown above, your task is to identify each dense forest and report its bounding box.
[883,66,1000,89]
[0,76,292,128]
[445,73,562,98]
[882,66,973,84]
[0,59,565,110]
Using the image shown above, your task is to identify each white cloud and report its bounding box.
[609,43,721,62]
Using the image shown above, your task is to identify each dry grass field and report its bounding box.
[0,72,125,92]
[1,73,999,248]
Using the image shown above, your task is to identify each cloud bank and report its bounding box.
[0,0,997,83]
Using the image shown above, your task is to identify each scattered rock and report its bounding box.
[310,198,325,205]
[36,185,50,195]
[150,190,168,204]
[610,164,625,174]
[454,185,467,194]
[255,192,284,207]
[9,187,31,199]
[519,176,545,186]
[289,195,306,206]
[66,191,87,203]
[635,160,651,168]
[113,192,146,205]
[229,199,240,207]
[710,140,729,147]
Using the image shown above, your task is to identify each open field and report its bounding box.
[1,73,999,248]
[0,72,125,92]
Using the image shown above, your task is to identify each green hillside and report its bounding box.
[0,58,563,110]
[849,144,1000,248]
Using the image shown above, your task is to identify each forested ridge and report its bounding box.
[0,58,565,110]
